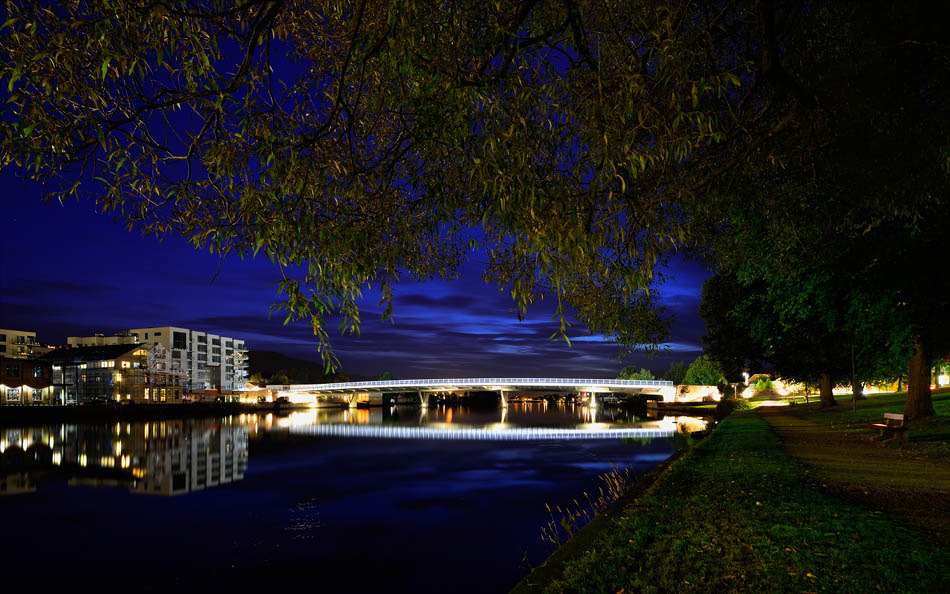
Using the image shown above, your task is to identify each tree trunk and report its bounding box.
[818,372,836,407]
[905,334,935,420]
[853,381,865,400]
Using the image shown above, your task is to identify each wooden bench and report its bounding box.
[869,413,908,442]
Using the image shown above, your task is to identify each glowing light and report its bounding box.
[52,452,62,465]
[79,454,88,467]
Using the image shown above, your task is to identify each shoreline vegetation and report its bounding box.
[514,392,950,593]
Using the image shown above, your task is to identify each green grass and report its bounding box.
[538,412,950,593]
[797,391,950,460]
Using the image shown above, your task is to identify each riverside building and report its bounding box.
[37,343,184,405]
[0,328,41,359]
[0,356,53,405]
[127,327,247,392]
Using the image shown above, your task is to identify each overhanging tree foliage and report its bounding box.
[0,0,823,366]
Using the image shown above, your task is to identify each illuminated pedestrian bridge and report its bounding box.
[272,377,676,407]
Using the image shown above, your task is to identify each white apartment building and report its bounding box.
[128,327,247,392]
[0,328,39,358]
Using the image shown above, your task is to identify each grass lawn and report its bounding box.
[519,411,950,593]
[792,391,950,460]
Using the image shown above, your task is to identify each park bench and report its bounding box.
[868,413,908,442]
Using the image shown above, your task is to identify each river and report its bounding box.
[0,403,707,592]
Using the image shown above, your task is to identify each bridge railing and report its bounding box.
[273,377,675,392]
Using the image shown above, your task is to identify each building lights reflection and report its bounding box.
[0,420,249,497]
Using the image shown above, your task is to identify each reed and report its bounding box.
[540,464,635,546]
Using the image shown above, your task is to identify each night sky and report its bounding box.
[0,168,709,378]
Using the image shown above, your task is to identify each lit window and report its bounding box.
[121,361,131,369]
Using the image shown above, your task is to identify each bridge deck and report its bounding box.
[272,377,673,395]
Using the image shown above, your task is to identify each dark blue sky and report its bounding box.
[0,169,709,378]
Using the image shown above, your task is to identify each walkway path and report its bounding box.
[757,406,950,545]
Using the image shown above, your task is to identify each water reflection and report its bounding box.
[0,419,248,496]
[0,405,708,497]
[0,404,710,593]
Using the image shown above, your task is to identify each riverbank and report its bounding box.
[514,393,950,593]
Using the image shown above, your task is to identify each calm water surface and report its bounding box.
[0,403,706,592]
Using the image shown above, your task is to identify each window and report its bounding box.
[212,356,220,363]
[172,351,181,359]
[121,361,131,369]
[212,347,220,354]
[0,334,5,342]
[32,389,43,402]
[211,338,220,346]
[154,332,162,337]
[197,335,207,343]
[173,331,186,350]
[198,354,207,362]
[6,388,20,402]
[33,366,43,378]
[0,345,5,352]
[225,340,232,348]
[6,366,19,378]
[197,344,207,353]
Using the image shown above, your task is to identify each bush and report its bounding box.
[715,396,751,418]
[755,377,774,391]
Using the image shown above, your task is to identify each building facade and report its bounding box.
[0,329,40,359]
[38,344,185,404]
[0,356,54,405]
[66,333,140,347]
[127,327,247,392]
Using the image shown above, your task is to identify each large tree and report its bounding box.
[0,0,822,365]
[699,3,950,418]
[2,1,947,394]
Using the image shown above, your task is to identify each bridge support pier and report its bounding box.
[589,392,598,408]
[499,390,508,409]
[345,394,358,408]
[418,392,430,409]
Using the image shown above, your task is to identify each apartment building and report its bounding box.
[0,329,40,359]
[127,327,247,392]
[37,343,184,404]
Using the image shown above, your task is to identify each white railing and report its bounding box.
[288,424,675,440]
[273,377,674,392]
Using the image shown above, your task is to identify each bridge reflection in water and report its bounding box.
[288,424,678,440]
[277,404,709,440]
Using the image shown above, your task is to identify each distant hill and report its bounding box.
[247,350,371,384]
